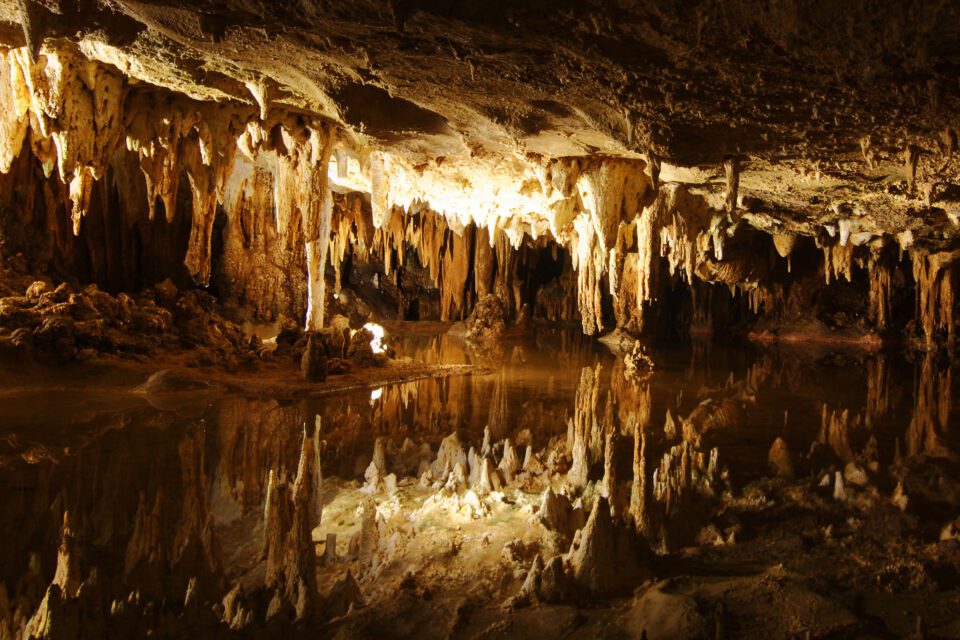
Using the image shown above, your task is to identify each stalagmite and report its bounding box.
[832,471,846,501]
[538,488,584,540]
[433,431,468,480]
[351,497,381,568]
[172,428,221,582]
[907,354,952,458]
[23,585,78,640]
[475,455,501,494]
[515,554,544,606]
[767,437,795,479]
[629,383,652,536]
[312,425,323,527]
[866,356,891,426]
[843,462,869,487]
[600,427,623,519]
[819,405,861,464]
[565,497,647,596]
[568,365,601,488]
[324,569,364,619]
[363,436,388,493]
[262,428,320,621]
[125,490,166,589]
[52,512,81,599]
[498,439,521,484]
[537,555,572,603]
[905,145,921,193]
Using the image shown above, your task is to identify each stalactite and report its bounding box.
[439,226,472,321]
[125,92,197,223]
[0,50,30,174]
[0,46,127,233]
[822,241,854,285]
[772,233,796,272]
[868,245,893,329]
[369,150,393,229]
[474,226,494,298]
[328,193,371,295]
[493,226,518,317]
[634,196,664,307]
[220,154,306,319]
[181,138,218,285]
[633,183,716,330]
[575,158,649,253]
[573,214,605,335]
[912,250,959,345]
[264,122,336,330]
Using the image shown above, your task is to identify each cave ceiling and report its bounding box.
[0,0,959,249]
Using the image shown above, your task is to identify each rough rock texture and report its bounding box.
[0,3,953,343]
[565,497,649,597]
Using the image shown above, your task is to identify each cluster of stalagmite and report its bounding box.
[1,334,958,637]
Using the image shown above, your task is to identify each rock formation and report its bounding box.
[0,3,957,638]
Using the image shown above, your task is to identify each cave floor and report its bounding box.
[0,326,958,639]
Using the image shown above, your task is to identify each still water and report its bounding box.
[0,330,955,634]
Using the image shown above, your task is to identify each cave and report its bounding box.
[0,2,959,638]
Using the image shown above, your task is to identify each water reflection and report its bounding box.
[0,333,956,636]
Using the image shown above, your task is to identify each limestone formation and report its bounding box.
[565,497,648,597]
[0,4,957,638]
[262,427,321,622]
[768,437,795,480]
[538,488,585,542]
[324,570,364,619]
[301,333,329,382]
[432,431,468,480]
